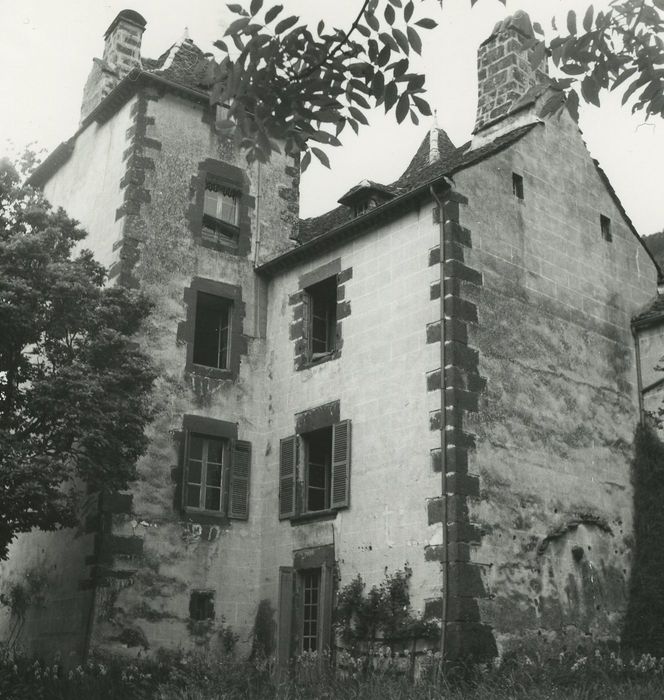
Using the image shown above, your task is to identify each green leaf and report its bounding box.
[227,3,248,15]
[388,0,402,6]
[415,18,437,29]
[380,32,399,52]
[407,26,422,55]
[533,21,544,35]
[404,0,414,22]
[250,0,263,15]
[385,4,395,25]
[611,66,638,91]
[392,28,409,54]
[225,16,250,36]
[265,5,283,23]
[377,44,392,66]
[582,5,594,32]
[349,106,369,125]
[311,147,331,168]
[581,74,600,107]
[412,94,432,116]
[366,12,379,31]
[214,39,229,52]
[357,23,371,37]
[539,91,565,117]
[561,63,587,75]
[384,81,399,111]
[567,10,576,35]
[410,109,419,125]
[372,70,385,98]
[395,93,409,123]
[275,15,298,33]
[300,150,311,172]
[566,89,580,122]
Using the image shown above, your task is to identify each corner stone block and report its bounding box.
[445,622,497,662]
[447,562,487,598]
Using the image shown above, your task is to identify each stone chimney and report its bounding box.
[80,9,147,123]
[474,10,548,135]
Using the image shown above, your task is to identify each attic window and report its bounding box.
[512,173,524,200]
[353,198,378,217]
[600,214,612,242]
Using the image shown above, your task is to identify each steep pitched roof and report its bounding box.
[142,39,211,90]
[297,124,536,245]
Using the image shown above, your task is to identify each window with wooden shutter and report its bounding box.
[279,436,297,519]
[330,420,351,509]
[229,440,251,520]
[277,567,294,667]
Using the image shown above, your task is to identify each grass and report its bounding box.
[3,646,664,699]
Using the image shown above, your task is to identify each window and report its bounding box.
[301,569,321,652]
[185,434,225,512]
[279,420,351,520]
[600,214,612,242]
[182,416,252,519]
[189,590,215,621]
[512,173,524,200]
[277,547,334,665]
[201,181,240,248]
[193,292,231,370]
[305,277,337,360]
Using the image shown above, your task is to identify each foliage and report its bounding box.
[6,645,664,699]
[334,566,439,653]
[0,158,155,559]
[623,423,664,655]
[207,0,663,168]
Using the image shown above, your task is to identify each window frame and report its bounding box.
[305,277,338,362]
[188,159,254,257]
[180,414,251,521]
[512,172,524,200]
[192,292,232,371]
[600,214,612,242]
[183,432,227,514]
[182,277,246,380]
[302,426,333,514]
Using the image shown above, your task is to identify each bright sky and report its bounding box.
[1,0,662,233]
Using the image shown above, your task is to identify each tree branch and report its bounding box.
[293,0,371,82]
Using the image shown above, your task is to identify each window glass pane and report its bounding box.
[188,460,202,485]
[206,462,222,487]
[204,190,219,218]
[207,438,224,465]
[205,487,221,511]
[186,485,201,508]
[220,195,237,225]
[189,436,204,461]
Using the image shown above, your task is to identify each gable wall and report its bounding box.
[452,111,656,654]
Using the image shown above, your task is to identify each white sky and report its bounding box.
[1,0,662,233]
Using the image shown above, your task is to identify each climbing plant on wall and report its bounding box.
[623,423,664,656]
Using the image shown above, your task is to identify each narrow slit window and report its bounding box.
[193,292,231,370]
[512,173,524,200]
[600,214,612,242]
[301,569,321,653]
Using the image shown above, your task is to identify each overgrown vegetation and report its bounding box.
[335,567,438,652]
[5,646,664,699]
[623,423,664,655]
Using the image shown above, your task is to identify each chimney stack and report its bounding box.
[80,10,147,123]
[474,11,548,135]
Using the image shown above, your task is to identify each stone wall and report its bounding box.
[454,108,655,655]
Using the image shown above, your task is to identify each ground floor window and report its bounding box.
[301,569,321,653]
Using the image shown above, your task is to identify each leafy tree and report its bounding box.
[0,159,155,559]
[206,0,663,167]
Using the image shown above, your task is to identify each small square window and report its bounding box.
[202,181,240,248]
[303,427,333,513]
[306,277,337,361]
[189,590,215,621]
[512,173,524,200]
[185,434,226,513]
[193,292,232,370]
[600,214,612,242]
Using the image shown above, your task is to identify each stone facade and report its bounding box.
[0,9,659,665]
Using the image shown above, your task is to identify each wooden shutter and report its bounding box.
[330,420,351,509]
[319,560,335,653]
[181,430,190,511]
[228,440,251,520]
[277,567,294,667]
[279,436,297,519]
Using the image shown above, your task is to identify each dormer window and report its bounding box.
[338,179,394,219]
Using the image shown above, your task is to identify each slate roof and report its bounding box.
[298,124,536,244]
[633,295,664,327]
[142,39,212,90]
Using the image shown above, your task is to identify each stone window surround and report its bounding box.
[188,158,255,257]
[180,277,246,380]
[289,259,352,371]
